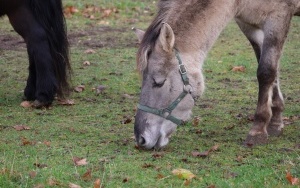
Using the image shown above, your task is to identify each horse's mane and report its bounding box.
[137,0,175,73]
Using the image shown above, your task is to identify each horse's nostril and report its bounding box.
[139,136,146,146]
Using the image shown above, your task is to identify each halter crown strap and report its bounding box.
[137,49,191,125]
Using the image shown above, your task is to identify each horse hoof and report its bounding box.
[243,133,268,147]
[32,100,51,108]
[267,125,283,137]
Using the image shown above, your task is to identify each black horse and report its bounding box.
[0,0,71,108]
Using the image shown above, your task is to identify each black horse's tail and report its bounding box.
[30,0,71,98]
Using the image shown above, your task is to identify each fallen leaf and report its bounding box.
[123,177,129,183]
[43,141,51,147]
[157,174,164,179]
[14,125,31,131]
[21,137,35,146]
[96,85,106,95]
[286,171,299,185]
[48,178,61,186]
[29,171,37,178]
[142,163,155,168]
[94,178,101,188]
[192,144,219,158]
[81,169,92,181]
[84,49,96,54]
[57,99,75,105]
[20,101,32,108]
[232,66,246,72]
[74,85,85,93]
[192,116,200,126]
[121,116,132,124]
[83,61,91,66]
[34,163,48,169]
[152,152,164,159]
[172,168,196,180]
[69,183,81,188]
[73,157,88,166]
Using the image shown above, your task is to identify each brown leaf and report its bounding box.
[81,169,92,181]
[157,174,164,179]
[74,85,85,93]
[192,116,200,127]
[232,66,246,72]
[29,171,37,178]
[63,6,79,17]
[43,141,51,147]
[286,171,299,185]
[84,49,96,54]
[94,178,101,188]
[69,183,82,188]
[20,101,32,108]
[83,61,91,66]
[123,177,129,183]
[57,99,75,105]
[48,178,61,186]
[34,163,48,169]
[96,85,106,94]
[14,125,31,131]
[152,152,164,159]
[21,137,35,146]
[192,144,219,158]
[121,116,132,124]
[142,163,155,168]
[73,157,88,166]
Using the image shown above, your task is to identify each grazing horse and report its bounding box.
[134,0,300,149]
[0,0,71,108]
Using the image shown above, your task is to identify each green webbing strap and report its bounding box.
[137,49,190,126]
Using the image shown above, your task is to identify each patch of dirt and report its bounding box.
[68,26,138,49]
[0,26,137,52]
[0,32,25,51]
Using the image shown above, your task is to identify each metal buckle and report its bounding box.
[179,64,187,74]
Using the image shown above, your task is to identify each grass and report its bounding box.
[0,0,299,187]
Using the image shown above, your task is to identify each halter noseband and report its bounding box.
[137,49,192,125]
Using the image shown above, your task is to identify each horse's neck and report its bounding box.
[171,0,237,56]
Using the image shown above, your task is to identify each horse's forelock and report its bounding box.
[136,0,174,74]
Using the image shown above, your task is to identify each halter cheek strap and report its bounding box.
[137,49,192,125]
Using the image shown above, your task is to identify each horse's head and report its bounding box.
[134,23,204,149]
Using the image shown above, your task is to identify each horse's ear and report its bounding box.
[132,27,145,43]
[158,23,175,52]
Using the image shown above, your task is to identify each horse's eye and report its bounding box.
[153,78,166,88]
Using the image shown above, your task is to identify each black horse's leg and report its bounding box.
[7,5,57,107]
[236,19,285,139]
[24,52,36,101]
[244,14,291,146]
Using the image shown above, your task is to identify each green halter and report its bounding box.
[137,49,192,125]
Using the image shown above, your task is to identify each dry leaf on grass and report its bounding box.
[82,169,92,181]
[286,171,299,185]
[20,101,32,108]
[69,183,82,188]
[13,125,31,131]
[83,61,91,66]
[192,144,219,158]
[84,49,96,54]
[172,168,196,181]
[231,66,246,72]
[73,157,88,166]
[94,178,101,188]
[74,85,85,93]
[57,99,75,105]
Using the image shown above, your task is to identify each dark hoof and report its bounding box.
[267,125,283,137]
[32,100,51,109]
[244,133,268,147]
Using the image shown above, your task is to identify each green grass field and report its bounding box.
[0,0,299,187]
